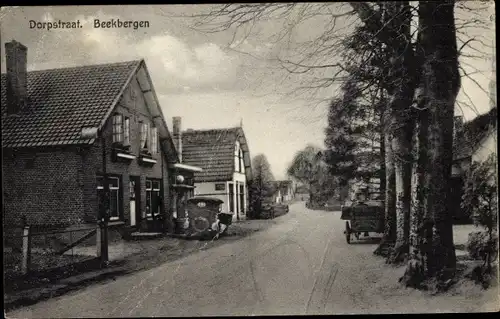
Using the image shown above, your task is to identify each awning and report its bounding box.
[170,163,203,172]
[171,184,196,189]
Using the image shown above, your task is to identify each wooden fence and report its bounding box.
[3,224,100,278]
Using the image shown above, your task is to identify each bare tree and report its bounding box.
[287,145,328,205]
[184,2,491,113]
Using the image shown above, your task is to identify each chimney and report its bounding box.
[5,40,28,115]
[172,116,182,162]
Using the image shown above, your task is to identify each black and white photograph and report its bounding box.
[1,2,498,317]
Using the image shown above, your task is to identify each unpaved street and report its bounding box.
[7,202,498,317]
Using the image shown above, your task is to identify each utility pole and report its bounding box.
[100,135,110,266]
[82,127,109,266]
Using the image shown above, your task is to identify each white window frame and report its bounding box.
[146,179,161,217]
[97,176,121,221]
[112,114,123,144]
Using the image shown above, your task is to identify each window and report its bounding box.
[146,179,162,217]
[96,175,121,221]
[129,180,136,200]
[151,127,158,154]
[123,117,130,146]
[234,141,245,173]
[112,114,123,144]
[140,122,150,150]
[238,149,244,173]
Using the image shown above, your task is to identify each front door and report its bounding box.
[239,184,245,215]
[129,176,140,226]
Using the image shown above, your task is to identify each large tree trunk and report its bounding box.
[383,1,415,264]
[400,4,432,287]
[379,131,386,197]
[419,0,460,288]
[374,109,396,257]
[401,98,432,288]
[389,122,413,264]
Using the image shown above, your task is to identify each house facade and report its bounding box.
[269,180,295,203]
[451,107,497,222]
[2,40,200,234]
[172,118,253,221]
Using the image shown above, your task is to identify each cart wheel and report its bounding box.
[345,221,351,244]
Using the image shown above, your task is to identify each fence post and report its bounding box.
[96,224,102,258]
[21,224,31,275]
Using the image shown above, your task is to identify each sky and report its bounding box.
[0,4,496,179]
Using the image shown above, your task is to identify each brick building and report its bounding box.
[1,40,201,234]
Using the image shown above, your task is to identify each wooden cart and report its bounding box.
[340,200,384,244]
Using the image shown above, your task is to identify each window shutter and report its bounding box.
[152,127,158,154]
[124,118,130,145]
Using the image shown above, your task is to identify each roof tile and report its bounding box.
[453,107,497,161]
[1,60,141,148]
[181,128,241,182]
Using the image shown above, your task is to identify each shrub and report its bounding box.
[462,153,498,275]
[467,231,498,262]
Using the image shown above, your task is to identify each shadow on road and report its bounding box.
[347,238,382,245]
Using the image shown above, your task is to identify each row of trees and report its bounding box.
[310,1,462,289]
[190,1,494,290]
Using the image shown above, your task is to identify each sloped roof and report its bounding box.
[181,127,252,183]
[453,107,497,161]
[1,60,141,148]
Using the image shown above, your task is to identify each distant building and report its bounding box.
[266,180,295,203]
[173,119,253,221]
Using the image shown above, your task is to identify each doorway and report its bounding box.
[129,176,140,227]
[239,183,245,215]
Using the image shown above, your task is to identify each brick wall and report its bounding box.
[82,74,172,227]
[2,147,86,228]
[2,73,174,230]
